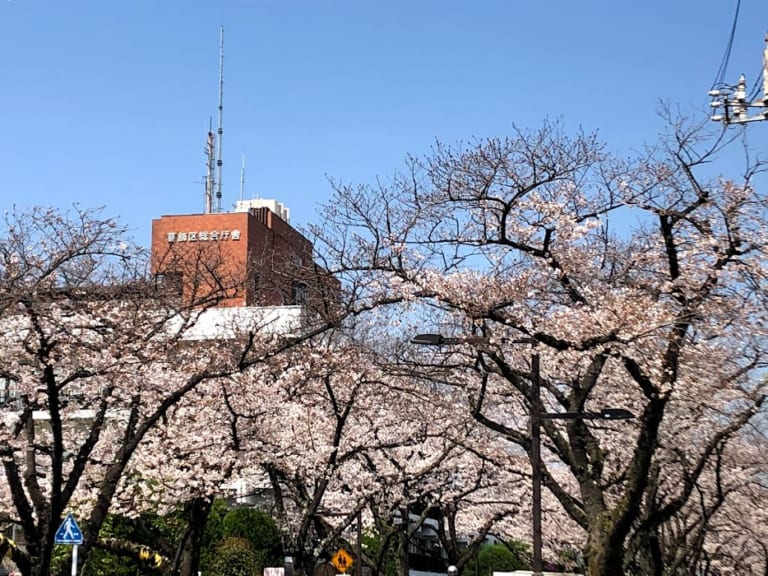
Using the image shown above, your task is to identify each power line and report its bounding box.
[709,31,768,126]
[711,0,741,90]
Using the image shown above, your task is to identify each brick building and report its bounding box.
[151,200,336,312]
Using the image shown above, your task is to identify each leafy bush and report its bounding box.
[475,541,528,574]
[222,507,283,569]
[210,537,261,576]
[200,504,284,575]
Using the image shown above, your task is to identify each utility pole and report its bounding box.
[710,33,768,125]
[530,353,543,576]
[357,509,363,576]
[411,333,633,575]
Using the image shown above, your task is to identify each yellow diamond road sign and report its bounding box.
[331,548,354,573]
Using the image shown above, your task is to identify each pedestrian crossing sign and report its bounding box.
[55,513,83,545]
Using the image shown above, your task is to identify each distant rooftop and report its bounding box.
[234,198,290,223]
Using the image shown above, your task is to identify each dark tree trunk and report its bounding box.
[175,496,214,576]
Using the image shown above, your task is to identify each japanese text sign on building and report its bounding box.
[166,229,241,243]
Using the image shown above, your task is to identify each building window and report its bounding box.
[290,282,308,306]
[0,377,19,408]
[252,273,261,304]
[154,271,182,292]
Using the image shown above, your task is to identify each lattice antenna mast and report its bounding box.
[710,33,768,125]
[204,118,215,213]
[215,25,225,211]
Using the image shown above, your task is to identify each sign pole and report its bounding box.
[71,544,78,576]
[55,513,83,576]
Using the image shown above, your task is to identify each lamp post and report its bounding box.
[411,333,633,576]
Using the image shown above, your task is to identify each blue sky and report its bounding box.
[1,1,766,246]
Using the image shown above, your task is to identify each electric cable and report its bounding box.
[711,0,742,90]
[746,64,764,101]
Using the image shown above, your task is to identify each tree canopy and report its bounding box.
[308,115,768,575]
[2,113,767,576]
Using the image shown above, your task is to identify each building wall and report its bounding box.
[151,212,252,307]
[151,208,334,310]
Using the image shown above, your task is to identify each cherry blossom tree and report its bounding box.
[307,116,768,575]
[0,206,323,576]
[190,332,528,576]
[220,338,464,575]
[633,415,768,574]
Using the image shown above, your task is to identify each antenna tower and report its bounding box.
[215,25,225,211]
[204,118,215,213]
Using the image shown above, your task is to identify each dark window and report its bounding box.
[0,377,19,407]
[291,282,308,305]
[252,272,261,302]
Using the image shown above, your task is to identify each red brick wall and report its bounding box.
[151,210,319,308]
[152,212,251,307]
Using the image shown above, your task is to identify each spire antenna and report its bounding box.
[240,155,246,201]
[215,25,224,211]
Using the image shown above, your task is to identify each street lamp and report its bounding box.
[411,333,634,576]
[542,407,634,421]
[410,333,535,346]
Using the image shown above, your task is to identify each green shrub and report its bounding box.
[210,537,261,576]
[475,541,528,574]
[222,507,283,568]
